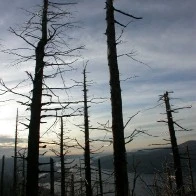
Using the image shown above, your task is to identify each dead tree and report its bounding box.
[0,1,83,195]
[60,117,66,196]
[106,1,128,189]
[49,118,67,196]
[25,1,49,194]
[83,66,92,196]
[13,108,19,196]
[72,64,106,195]
[105,1,141,195]
[50,117,79,196]
[0,155,5,196]
[161,91,184,195]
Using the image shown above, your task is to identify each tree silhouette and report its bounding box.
[0,1,83,195]
[105,0,141,195]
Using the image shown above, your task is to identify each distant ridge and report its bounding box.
[92,140,196,174]
[0,141,196,174]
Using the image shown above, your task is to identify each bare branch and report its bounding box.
[114,20,126,28]
[124,111,140,129]
[74,138,84,150]
[0,79,31,100]
[113,7,142,20]
[171,105,192,112]
[174,121,192,132]
[9,27,36,48]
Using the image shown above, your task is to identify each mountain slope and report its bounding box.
[93,140,196,174]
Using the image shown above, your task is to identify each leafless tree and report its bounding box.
[72,64,109,195]
[105,0,142,195]
[0,1,83,195]
[50,117,79,196]
[158,91,192,195]
[13,109,19,196]
[83,65,92,196]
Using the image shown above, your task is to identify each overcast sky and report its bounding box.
[0,0,195,157]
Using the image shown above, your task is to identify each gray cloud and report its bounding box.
[0,136,15,144]
[0,135,27,144]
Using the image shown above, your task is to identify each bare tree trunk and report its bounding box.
[83,66,92,196]
[26,1,48,195]
[60,117,66,196]
[163,91,184,195]
[0,155,5,196]
[13,109,18,196]
[50,158,54,196]
[105,0,129,195]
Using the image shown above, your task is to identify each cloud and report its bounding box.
[0,135,15,144]
[0,135,27,145]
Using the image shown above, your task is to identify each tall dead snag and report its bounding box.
[26,1,48,195]
[74,65,108,195]
[163,91,184,195]
[105,1,141,195]
[13,108,18,196]
[50,117,78,196]
[60,117,66,196]
[106,1,128,194]
[83,66,92,196]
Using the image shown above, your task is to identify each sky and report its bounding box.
[0,0,195,157]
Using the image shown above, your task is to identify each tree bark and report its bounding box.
[105,0,129,195]
[26,1,48,195]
